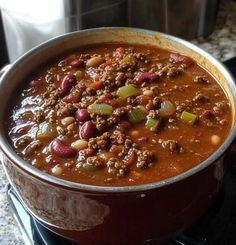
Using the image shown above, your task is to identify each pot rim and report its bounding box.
[0,27,235,193]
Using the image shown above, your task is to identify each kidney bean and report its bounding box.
[80,121,96,139]
[29,80,43,88]
[120,120,131,129]
[51,139,77,158]
[170,53,194,67]
[135,72,159,84]
[60,74,76,94]
[75,109,90,122]
[113,47,125,60]
[70,59,85,68]
[63,92,81,103]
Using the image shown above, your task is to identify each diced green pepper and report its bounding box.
[88,103,113,116]
[146,118,160,131]
[117,84,141,99]
[36,122,56,140]
[128,108,146,123]
[181,111,197,125]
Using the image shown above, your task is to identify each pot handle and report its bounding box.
[0,64,12,79]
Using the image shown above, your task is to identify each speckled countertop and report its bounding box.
[0,1,236,244]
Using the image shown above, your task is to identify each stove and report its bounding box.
[6,58,236,245]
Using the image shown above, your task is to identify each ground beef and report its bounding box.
[194,76,210,84]
[75,82,86,94]
[157,64,183,78]
[167,66,183,78]
[148,110,159,119]
[106,157,128,177]
[193,93,209,104]
[56,102,77,117]
[113,107,129,117]
[101,71,117,89]
[86,156,105,167]
[34,110,45,123]
[80,96,96,108]
[92,116,108,131]
[136,150,154,169]
[76,155,105,171]
[83,87,96,96]
[110,129,126,145]
[152,96,161,108]
[159,139,183,153]
[213,101,229,114]
[43,88,62,105]
[115,72,126,87]
[118,139,137,157]
[175,100,193,113]
[107,115,120,126]
[88,132,111,150]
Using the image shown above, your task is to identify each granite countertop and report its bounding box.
[0,1,236,244]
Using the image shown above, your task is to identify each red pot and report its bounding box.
[0,28,235,244]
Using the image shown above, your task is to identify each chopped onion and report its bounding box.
[159,100,175,117]
[36,122,56,140]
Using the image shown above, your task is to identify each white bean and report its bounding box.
[67,123,76,131]
[71,139,88,151]
[211,135,221,145]
[159,100,175,117]
[61,116,75,126]
[143,90,154,96]
[86,56,104,67]
[130,130,139,137]
[52,164,63,175]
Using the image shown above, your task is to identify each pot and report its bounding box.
[0,28,235,245]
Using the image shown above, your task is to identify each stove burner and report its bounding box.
[7,152,236,245]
